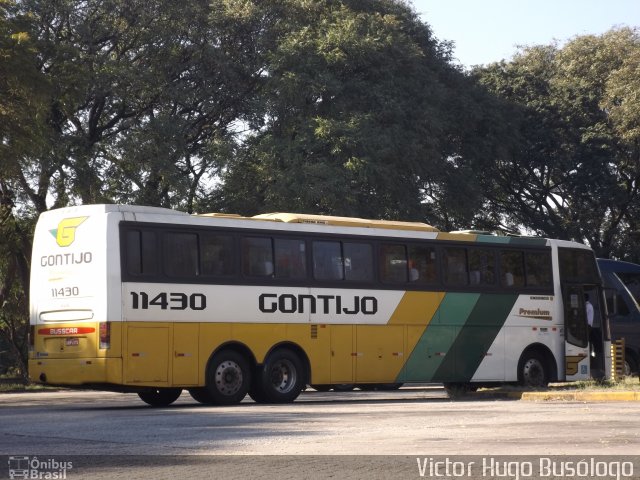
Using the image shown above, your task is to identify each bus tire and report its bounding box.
[518,351,549,387]
[625,350,638,376]
[138,388,182,407]
[205,350,251,405]
[248,368,269,403]
[258,348,306,403]
[188,387,215,405]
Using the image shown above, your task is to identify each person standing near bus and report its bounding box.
[585,293,601,370]
[585,294,594,327]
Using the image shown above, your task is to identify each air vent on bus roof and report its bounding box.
[251,213,440,232]
[195,211,439,232]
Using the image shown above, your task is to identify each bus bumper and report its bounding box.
[29,358,123,386]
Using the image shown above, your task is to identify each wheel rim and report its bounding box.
[269,358,297,394]
[522,358,545,386]
[214,360,244,395]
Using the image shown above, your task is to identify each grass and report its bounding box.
[0,373,60,393]
[0,382,57,393]
[557,376,640,391]
[472,375,640,395]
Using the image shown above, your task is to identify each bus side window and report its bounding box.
[164,232,198,277]
[313,241,344,281]
[443,247,468,286]
[274,238,307,280]
[525,251,552,287]
[380,244,408,283]
[606,291,631,317]
[501,250,525,287]
[126,230,157,276]
[408,245,438,284]
[242,237,274,277]
[468,249,496,285]
[201,234,234,276]
[343,242,373,282]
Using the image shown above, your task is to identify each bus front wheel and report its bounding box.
[625,350,638,376]
[257,349,306,403]
[518,351,549,387]
[205,350,251,405]
[138,388,182,407]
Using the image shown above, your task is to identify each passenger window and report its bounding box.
[201,234,234,276]
[525,251,552,287]
[126,230,157,275]
[344,242,373,282]
[165,232,198,277]
[274,238,307,279]
[408,245,438,284]
[617,294,631,316]
[380,244,408,283]
[468,249,496,285]
[443,247,468,286]
[313,241,343,281]
[242,237,274,277]
[501,251,525,287]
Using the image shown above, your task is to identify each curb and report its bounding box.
[519,391,640,402]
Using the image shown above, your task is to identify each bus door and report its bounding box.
[563,284,590,381]
[585,285,608,379]
[563,284,607,381]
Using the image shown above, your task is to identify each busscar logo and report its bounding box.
[49,217,88,247]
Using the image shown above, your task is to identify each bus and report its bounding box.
[598,258,640,375]
[29,205,610,406]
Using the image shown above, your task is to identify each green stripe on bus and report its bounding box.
[400,293,479,382]
[433,293,519,382]
[476,235,547,247]
[476,235,511,244]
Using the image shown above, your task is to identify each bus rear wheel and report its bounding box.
[205,350,251,405]
[138,388,182,407]
[256,349,305,403]
[519,351,549,387]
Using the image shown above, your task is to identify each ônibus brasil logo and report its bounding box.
[49,217,88,247]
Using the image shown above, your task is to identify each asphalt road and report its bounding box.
[1,386,639,479]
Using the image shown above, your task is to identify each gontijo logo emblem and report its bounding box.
[49,216,88,247]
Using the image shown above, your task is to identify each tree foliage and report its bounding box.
[214,0,485,226]
[472,27,640,260]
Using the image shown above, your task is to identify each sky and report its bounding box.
[411,0,640,68]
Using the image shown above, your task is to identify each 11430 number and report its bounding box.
[130,292,206,310]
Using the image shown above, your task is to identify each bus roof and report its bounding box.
[198,212,440,232]
[597,258,640,274]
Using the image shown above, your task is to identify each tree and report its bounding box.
[2,0,275,214]
[0,0,45,377]
[472,28,640,260]
[213,0,484,228]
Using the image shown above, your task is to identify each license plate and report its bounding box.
[65,337,80,346]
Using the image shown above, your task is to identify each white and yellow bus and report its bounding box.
[29,204,610,406]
